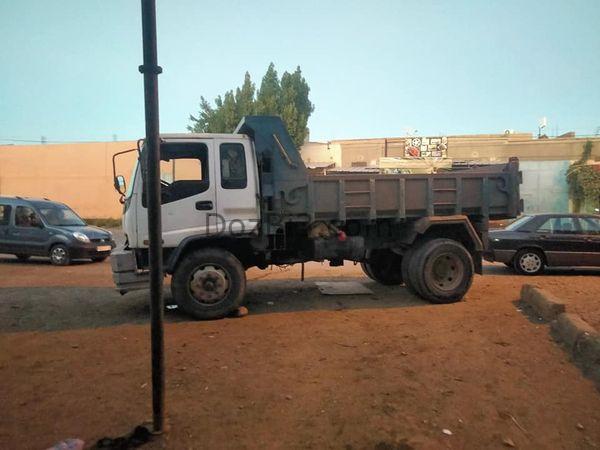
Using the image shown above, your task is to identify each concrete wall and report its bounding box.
[1,133,599,218]
[0,141,138,219]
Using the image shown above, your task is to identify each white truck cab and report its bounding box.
[123,133,260,250]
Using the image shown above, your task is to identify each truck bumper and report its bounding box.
[111,249,150,293]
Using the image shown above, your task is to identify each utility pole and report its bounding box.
[139,0,165,434]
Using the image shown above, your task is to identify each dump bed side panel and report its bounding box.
[309,159,521,222]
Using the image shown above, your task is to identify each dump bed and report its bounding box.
[236,116,521,232]
[308,159,521,222]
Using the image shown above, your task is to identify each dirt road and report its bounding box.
[1,256,599,449]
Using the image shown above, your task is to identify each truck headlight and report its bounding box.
[492,238,501,242]
[73,231,90,243]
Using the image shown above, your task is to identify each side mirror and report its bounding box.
[114,175,127,195]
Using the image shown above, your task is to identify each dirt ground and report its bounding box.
[1,254,600,449]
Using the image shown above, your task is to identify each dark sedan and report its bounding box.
[484,213,600,274]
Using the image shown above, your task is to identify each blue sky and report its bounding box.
[1,0,599,144]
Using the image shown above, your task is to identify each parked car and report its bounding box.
[0,196,116,265]
[484,213,600,275]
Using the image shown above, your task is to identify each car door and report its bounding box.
[535,216,587,266]
[215,139,260,235]
[12,205,48,255]
[576,216,600,266]
[136,140,218,248]
[0,203,14,254]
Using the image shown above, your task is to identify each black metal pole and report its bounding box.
[139,0,165,434]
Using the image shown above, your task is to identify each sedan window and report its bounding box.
[537,217,579,234]
[579,217,600,235]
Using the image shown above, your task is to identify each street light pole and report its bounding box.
[139,0,165,434]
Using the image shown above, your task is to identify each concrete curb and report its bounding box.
[520,284,566,321]
[521,284,600,375]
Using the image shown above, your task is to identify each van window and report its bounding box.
[15,206,42,228]
[0,205,11,226]
[220,143,247,189]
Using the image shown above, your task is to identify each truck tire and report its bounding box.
[409,238,473,304]
[171,248,246,320]
[361,250,403,285]
[401,245,420,296]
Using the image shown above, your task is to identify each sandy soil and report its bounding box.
[1,256,600,449]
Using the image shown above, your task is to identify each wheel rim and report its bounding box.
[426,252,465,292]
[51,247,67,264]
[519,253,542,273]
[188,264,230,305]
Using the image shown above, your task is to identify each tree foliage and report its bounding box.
[566,140,600,211]
[188,64,314,149]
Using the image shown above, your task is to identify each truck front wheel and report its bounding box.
[361,250,403,285]
[171,248,246,320]
[409,239,474,304]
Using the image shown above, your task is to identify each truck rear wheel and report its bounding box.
[361,250,403,285]
[401,246,420,295]
[171,248,246,320]
[409,238,473,304]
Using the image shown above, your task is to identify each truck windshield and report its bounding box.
[33,203,86,226]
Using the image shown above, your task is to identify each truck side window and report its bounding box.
[220,143,247,189]
[0,205,11,225]
[143,142,209,206]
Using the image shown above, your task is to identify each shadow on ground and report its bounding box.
[483,264,600,277]
[0,278,426,333]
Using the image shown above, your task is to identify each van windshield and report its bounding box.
[33,203,86,226]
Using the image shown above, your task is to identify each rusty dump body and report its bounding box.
[236,116,521,238]
[308,163,521,223]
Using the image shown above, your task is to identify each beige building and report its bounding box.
[1,132,599,218]
[0,141,138,219]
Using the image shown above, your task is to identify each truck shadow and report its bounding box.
[0,278,427,333]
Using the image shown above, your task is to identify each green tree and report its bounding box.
[255,63,282,116]
[188,64,314,148]
[566,140,600,212]
[280,66,314,147]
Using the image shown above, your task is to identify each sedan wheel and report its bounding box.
[514,249,544,275]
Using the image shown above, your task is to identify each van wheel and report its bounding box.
[361,250,403,285]
[14,254,30,261]
[409,239,473,304]
[513,248,545,275]
[50,244,71,266]
[171,248,246,320]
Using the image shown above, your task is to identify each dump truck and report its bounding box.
[111,116,522,319]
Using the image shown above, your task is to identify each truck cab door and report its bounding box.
[215,139,260,235]
[137,140,218,248]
